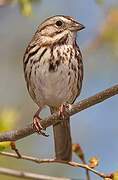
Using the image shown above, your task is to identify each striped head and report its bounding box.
[33,15,85,45]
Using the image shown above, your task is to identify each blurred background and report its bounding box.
[0,0,118,179]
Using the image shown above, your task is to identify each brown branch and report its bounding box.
[0,84,118,142]
[0,151,111,179]
[0,166,69,180]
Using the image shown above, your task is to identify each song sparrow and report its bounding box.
[23,15,85,161]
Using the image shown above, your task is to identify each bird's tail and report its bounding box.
[50,107,72,161]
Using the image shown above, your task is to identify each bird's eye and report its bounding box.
[55,20,63,27]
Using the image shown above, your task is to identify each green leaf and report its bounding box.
[0,141,11,151]
[19,0,32,16]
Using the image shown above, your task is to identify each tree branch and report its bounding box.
[0,151,111,179]
[0,84,118,142]
[0,166,69,180]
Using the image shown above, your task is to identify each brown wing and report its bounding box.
[72,44,83,103]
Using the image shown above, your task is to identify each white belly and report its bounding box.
[29,45,78,108]
[35,63,74,107]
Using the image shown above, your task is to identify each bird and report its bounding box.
[23,15,85,161]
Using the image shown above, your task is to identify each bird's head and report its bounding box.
[35,15,85,45]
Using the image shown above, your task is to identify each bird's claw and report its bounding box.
[58,103,72,119]
[33,116,49,137]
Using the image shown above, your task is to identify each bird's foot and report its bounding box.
[33,116,49,137]
[58,103,72,119]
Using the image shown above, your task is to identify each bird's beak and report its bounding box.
[70,21,85,32]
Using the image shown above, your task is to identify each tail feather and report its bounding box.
[50,108,72,161]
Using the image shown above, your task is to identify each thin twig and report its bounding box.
[0,151,111,179]
[0,84,118,142]
[10,141,22,158]
[0,166,69,180]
